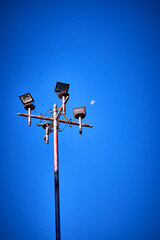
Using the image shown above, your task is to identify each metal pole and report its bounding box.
[79,116,82,135]
[62,96,65,115]
[46,126,49,144]
[28,108,31,126]
[53,104,61,240]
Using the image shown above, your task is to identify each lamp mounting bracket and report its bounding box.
[58,91,69,99]
[24,103,35,111]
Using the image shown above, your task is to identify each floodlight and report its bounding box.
[55,82,70,115]
[73,106,86,119]
[55,82,70,93]
[73,106,86,135]
[19,93,34,105]
[19,93,35,127]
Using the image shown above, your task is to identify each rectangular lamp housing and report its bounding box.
[19,93,34,105]
[73,106,86,119]
[55,82,70,93]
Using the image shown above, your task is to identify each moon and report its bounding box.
[90,100,95,105]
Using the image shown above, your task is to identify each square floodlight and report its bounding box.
[73,106,86,119]
[55,82,70,93]
[19,93,34,105]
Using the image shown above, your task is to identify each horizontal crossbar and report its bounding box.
[17,113,93,128]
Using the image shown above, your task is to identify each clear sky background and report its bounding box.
[1,0,160,240]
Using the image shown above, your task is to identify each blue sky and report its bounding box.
[1,1,160,240]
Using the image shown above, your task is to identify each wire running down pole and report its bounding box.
[53,104,61,240]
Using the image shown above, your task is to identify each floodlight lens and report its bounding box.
[22,95,31,102]
[55,82,70,93]
[19,93,34,105]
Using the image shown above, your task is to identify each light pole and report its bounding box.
[53,103,61,240]
[17,82,92,240]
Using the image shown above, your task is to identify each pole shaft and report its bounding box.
[28,108,31,126]
[46,126,49,144]
[53,104,61,240]
[62,96,66,115]
[79,116,82,135]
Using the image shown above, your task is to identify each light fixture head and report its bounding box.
[73,106,86,119]
[19,93,34,105]
[55,82,70,93]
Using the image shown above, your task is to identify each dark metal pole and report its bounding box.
[53,104,61,240]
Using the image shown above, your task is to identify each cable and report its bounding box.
[58,123,69,132]
[44,109,53,116]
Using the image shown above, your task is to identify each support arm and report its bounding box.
[17,113,93,128]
